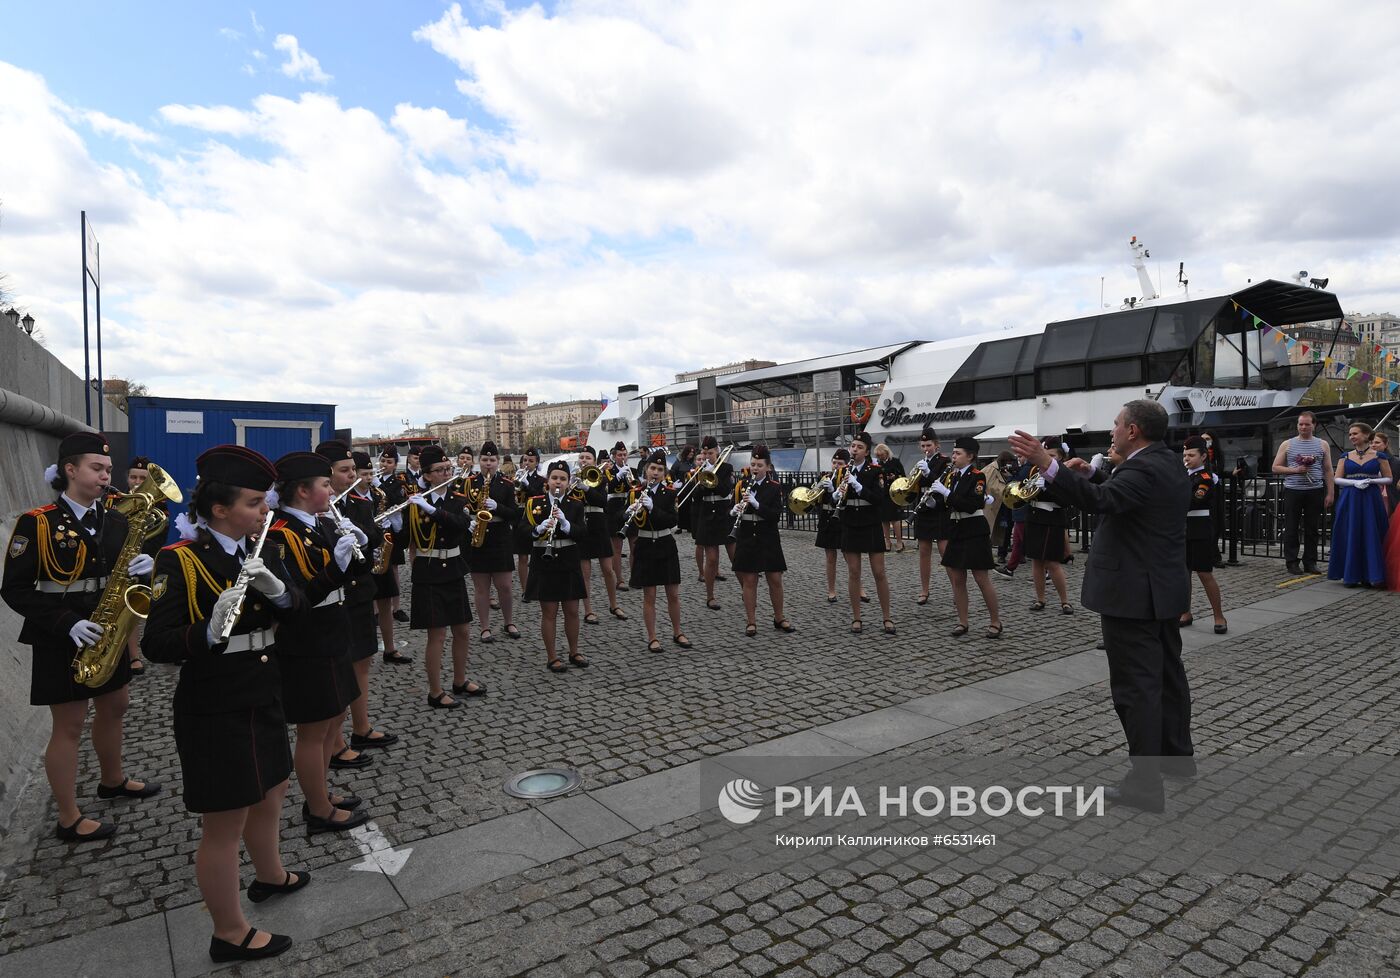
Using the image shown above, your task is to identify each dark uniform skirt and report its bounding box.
[175,702,292,813]
[30,637,131,706]
[410,576,474,629]
[692,501,731,547]
[279,652,359,725]
[347,600,378,662]
[1186,538,1215,573]
[466,525,515,574]
[1023,518,1067,562]
[913,504,948,543]
[523,544,588,602]
[630,532,682,587]
[815,509,842,550]
[941,516,995,570]
[840,522,886,554]
[372,567,400,599]
[733,524,787,573]
[580,510,613,560]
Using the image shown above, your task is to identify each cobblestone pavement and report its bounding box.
[4,533,1394,977]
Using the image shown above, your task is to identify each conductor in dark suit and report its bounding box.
[1009,399,1192,812]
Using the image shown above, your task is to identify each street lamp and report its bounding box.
[3,308,17,328]
[20,314,35,335]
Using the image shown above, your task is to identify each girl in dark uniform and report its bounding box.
[142,444,306,963]
[1024,437,1073,615]
[122,455,167,676]
[2,432,161,844]
[908,428,951,605]
[693,435,735,608]
[603,441,635,593]
[408,445,484,707]
[730,445,793,636]
[575,446,621,623]
[267,451,370,835]
[466,441,521,643]
[670,444,699,574]
[523,461,590,671]
[512,447,546,590]
[839,432,895,635]
[1181,436,1228,633]
[629,451,693,652]
[874,442,907,553]
[372,448,412,662]
[928,436,1003,639]
[814,447,850,603]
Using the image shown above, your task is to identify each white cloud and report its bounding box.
[273,33,331,84]
[82,109,157,144]
[250,10,264,36]
[219,27,243,41]
[4,3,1400,438]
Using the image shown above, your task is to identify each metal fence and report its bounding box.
[763,471,1336,563]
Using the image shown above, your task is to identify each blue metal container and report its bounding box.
[126,396,336,541]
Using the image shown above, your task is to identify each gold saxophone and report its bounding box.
[469,475,492,548]
[73,463,182,687]
[371,485,394,574]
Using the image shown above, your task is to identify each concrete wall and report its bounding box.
[0,324,127,836]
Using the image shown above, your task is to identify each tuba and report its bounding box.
[73,463,182,687]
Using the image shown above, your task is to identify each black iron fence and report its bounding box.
[765,471,1335,563]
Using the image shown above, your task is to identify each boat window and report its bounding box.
[1089,309,1154,358]
[1037,363,1086,393]
[1014,335,1042,372]
[974,376,1015,402]
[938,379,976,407]
[1037,318,1096,365]
[975,337,1024,376]
[1014,374,1035,399]
[1146,351,1192,385]
[1089,357,1144,388]
[1148,299,1215,353]
[1213,329,1246,387]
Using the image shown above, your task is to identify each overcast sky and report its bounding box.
[3,2,1399,436]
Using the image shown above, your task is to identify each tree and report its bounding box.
[104,377,150,414]
[1301,343,1391,407]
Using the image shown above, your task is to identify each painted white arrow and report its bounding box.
[349,821,414,877]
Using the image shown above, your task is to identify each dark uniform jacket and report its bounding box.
[837,459,885,528]
[465,472,520,549]
[336,491,380,608]
[407,490,472,583]
[944,465,991,540]
[267,509,361,658]
[732,478,783,539]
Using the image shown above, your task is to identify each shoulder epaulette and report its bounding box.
[161,540,192,551]
[271,519,291,531]
[26,504,57,516]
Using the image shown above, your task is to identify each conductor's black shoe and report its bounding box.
[1303,563,1320,575]
[1160,757,1198,780]
[1104,784,1165,813]
[55,815,116,843]
[247,870,312,904]
[96,777,162,800]
[329,749,373,770]
[1286,560,1302,575]
[209,928,293,963]
[392,609,409,623]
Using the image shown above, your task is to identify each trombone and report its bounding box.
[675,444,733,508]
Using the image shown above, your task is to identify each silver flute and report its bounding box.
[325,479,365,562]
[215,511,276,642]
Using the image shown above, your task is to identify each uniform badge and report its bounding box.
[276,543,286,559]
[152,574,168,602]
[8,535,28,558]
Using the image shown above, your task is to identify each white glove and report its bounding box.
[642,494,654,511]
[1032,475,1046,491]
[846,476,862,494]
[409,495,436,515]
[127,553,154,577]
[985,494,996,506]
[333,533,357,571]
[387,512,403,533]
[916,460,930,476]
[729,504,743,518]
[485,497,498,511]
[744,491,758,509]
[819,477,835,492]
[468,518,478,536]
[347,522,369,546]
[1089,453,1106,473]
[930,480,951,498]
[207,589,242,646]
[556,516,571,535]
[241,557,286,598]
[69,619,104,648]
[1355,478,1372,489]
[922,493,939,509]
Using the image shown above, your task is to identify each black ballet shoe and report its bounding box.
[950,624,969,637]
[773,619,796,633]
[583,613,600,625]
[548,658,569,673]
[55,815,116,843]
[568,653,590,668]
[128,660,146,676]
[1029,601,1046,612]
[303,805,369,836]
[490,599,500,610]
[850,619,863,634]
[452,680,488,697]
[480,629,496,643]
[647,639,663,653]
[882,619,896,636]
[985,623,1004,639]
[505,624,522,640]
[96,777,162,800]
[859,594,871,603]
[1060,604,1074,615]
[610,606,629,621]
[329,748,372,770]
[706,599,721,611]
[247,870,311,904]
[1214,621,1229,634]
[382,648,412,665]
[392,610,409,623]
[350,728,399,750]
[826,595,838,603]
[745,624,758,637]
[673,634,693,649]
[426,692,462,709]
[914,594,929,605]
[1178,614,1194,627]
[209,928,293,963]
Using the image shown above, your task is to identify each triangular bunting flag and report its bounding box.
[1254,315,1264,328]
[1285,337,1297,349]
[1231,300,1240,311]
[1391,381,1400,396]
[1348,367,1359,380]
[1300,344,1310,355]
[1239,307,1249,319]
[1376,345,1384,354]
[1373,375,1386,388]
[1272,330,1286,343]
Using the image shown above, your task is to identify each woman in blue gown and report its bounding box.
[1328,422,1391,587]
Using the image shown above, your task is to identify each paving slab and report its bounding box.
[0,911,172,978]
[963,665,1097,703]
[537,792,640,848]
[898,686,1029,725]
[810,706,955,755]
[711,730,866,784]
[589,762,711,831]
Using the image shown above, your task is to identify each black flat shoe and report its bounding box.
[609,606,629,621]
[647,639,663,653]
[1178,615,1194,627]
[673,635,693,649]
[209,928,292,963]
[744,624,758,637]
[1214,622,1229,634]
[427,692,462,709]
[985,623,1003,640]
[330,749,373,770]
[1029,601,1045,612]
[882,619,896,635]
[128,660,146,676]
[826,595,838,603]
[247,870,311,904]
[490,599,500,610]
[568,654,590,668]
[950,624,969,637]
[773,619,796,633]
[383,648,412,665]
[304,806,370,836]
[480,629,496,643]
[914,594,929,605]
[55,815,116,843]
[452,681,488,697]
[96,777,162,800]
[714,574,728,582]
[350,729,399,750]
[505,625,522,640]
[1060,604,1073,615]
[548,658,568,673]
[706,599,721,611]
[392,610,409,623]
[583,613,600,625]
[859,594,871,604]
